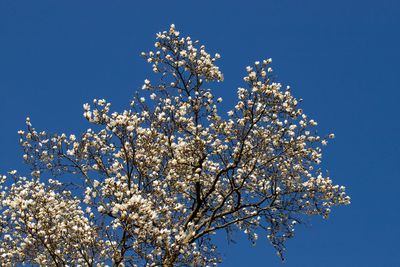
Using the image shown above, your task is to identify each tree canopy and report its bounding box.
[0,25,350,266]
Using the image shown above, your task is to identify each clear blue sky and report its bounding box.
[1,1,399,266]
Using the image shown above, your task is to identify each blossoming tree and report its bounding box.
[0,25,350,266]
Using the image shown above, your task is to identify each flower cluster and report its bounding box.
[0,175,106,266]
[141,24,223,93]
[1,25,349,266]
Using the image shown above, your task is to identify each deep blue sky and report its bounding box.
[1,1,399,266]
